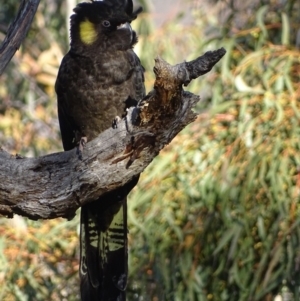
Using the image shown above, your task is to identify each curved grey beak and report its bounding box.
[117,22,133,42]
[117,22,132,30]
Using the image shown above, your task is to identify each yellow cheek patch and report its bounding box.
[79,19,97,45]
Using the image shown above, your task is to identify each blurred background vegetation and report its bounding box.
[0,0,300,300]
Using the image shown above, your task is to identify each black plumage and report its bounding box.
[55,0,145,299]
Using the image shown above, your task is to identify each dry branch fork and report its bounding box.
[0,48,226,220]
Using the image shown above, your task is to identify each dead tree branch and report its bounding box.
[0,0,40,75]
[0,48,226,221]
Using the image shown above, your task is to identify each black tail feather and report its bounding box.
[80,176,139,301]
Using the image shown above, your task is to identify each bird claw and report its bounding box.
[77,136,87,160]
[112,116,122,129]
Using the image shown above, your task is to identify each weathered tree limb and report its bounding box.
[0,0,40,75]
[0,48,226,221]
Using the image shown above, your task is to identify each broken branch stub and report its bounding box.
[135,47,226,129]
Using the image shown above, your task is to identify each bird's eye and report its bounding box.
[102,20,111,27]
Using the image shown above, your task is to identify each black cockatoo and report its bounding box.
[55,0,145,300]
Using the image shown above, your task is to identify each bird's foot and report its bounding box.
[112,116,122,129]
[77,136,87,160]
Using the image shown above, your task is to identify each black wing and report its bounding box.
[79,52,144,300]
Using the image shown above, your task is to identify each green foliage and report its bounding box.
[127,0,300,300]
[0,216,79,301]
[0,1,66,156]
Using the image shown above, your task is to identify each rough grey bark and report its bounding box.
[0,0,40,74]
[0,48,226,221]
